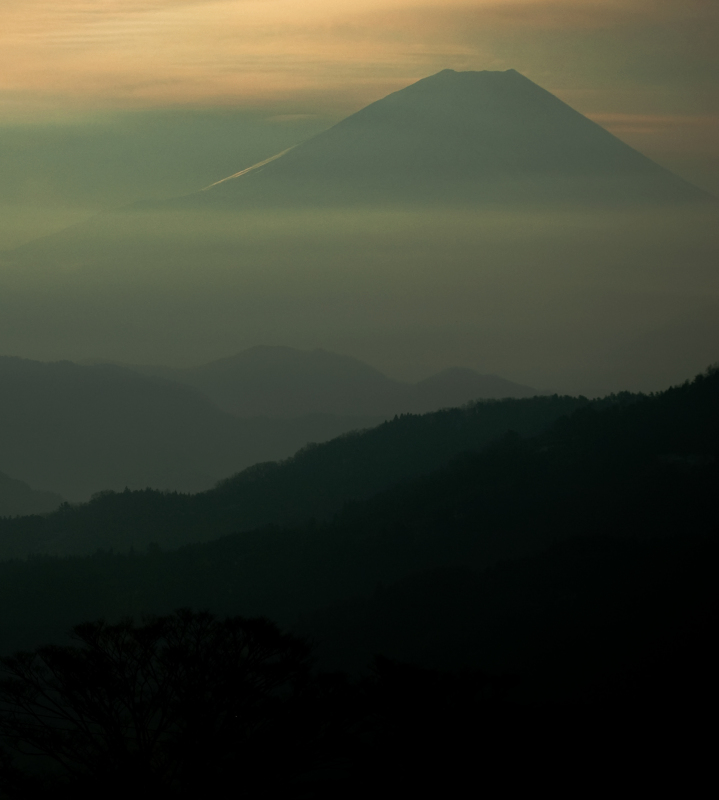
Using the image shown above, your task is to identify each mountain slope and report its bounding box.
[0,350,537,504]
[0,356,379,501]
[186,69,710,207]
[0,393,585,559]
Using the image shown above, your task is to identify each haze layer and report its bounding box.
[1,71,717,395]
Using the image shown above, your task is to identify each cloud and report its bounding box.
[0,0,716,119]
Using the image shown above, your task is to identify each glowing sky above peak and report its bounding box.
[1,1,716,109]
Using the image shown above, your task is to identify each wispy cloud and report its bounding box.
[0,0,716,119]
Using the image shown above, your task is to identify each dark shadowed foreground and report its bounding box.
[1,608,712,798]
[0,369,717,795]
[0,611,318,798]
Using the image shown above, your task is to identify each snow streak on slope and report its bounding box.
[203,147,296,191]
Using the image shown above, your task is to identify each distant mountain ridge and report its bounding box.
[0,471,62,518]
[176,69,710,208]
[0,356,379,500]
[0,351,536,500]
[132,346,539,418]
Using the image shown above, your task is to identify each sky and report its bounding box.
[1,1,717,109]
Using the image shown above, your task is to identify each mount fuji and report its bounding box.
[174,69,711,208]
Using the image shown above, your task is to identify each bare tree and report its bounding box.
[0,609,312,797]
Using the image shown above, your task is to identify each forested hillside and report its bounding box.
[0,393,584,559]
[0,369,716,701]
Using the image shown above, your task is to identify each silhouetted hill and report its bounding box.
[134,346,538,417]
[0,356,379,501]
[0,472,62,518]
[0,393,582,559]
[183,69,710,208]
[0,368,716,698]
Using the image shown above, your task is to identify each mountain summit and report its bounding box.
[190,69,708,207]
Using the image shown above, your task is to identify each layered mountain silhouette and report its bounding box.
[177,69,709,208]
[0,356,376,500]
[0,392,583,560]
[0,352,535,500]
[134,346,538,418]
[1,369,716,710]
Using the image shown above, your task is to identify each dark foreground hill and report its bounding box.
[0,368,716,703]
[0,393,582,559]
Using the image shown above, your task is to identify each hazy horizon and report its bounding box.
[2,199,717,396]
[2,18,718,398]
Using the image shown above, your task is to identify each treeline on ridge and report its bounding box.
[0,369,716,701]
[0,394,585,559]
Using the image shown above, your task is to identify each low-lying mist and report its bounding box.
[1,204,717,396]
